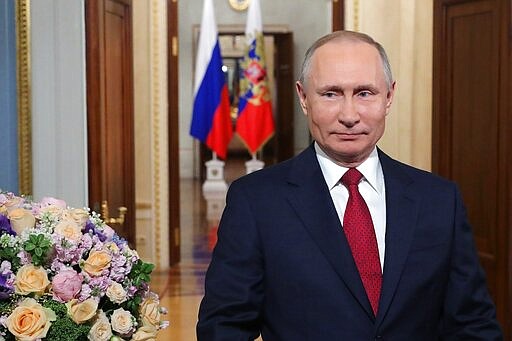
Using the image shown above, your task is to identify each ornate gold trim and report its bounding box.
[15,0,32,196]
[151,0,162,270]
[229,0,250,11]
[353,0,360,31]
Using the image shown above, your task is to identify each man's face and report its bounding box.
[296,40,395,167]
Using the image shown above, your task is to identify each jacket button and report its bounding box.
[375,336,383,340]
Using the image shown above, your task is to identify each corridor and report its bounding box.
[153,158,247,340]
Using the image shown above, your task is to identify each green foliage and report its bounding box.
[129,259,155,287]
[125,294,143,317]
[42,299,67,316]
[42,299,91,341]
[23,234,52,266]
[0,299,15,316]
[2,331,15,341]
[0,246,20,269]
[45,316,90,341]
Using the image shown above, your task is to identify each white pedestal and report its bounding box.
[245,157,265,174]
[202,158,228,193]
[202,158,228,222]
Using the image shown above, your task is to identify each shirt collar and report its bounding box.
[314,142,383,194]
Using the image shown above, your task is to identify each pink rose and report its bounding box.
[40,197,67,209]
[52,269,83,302]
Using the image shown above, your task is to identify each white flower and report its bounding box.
[106,282,128,304]
[88,311,113,341]
[110,308,135,335]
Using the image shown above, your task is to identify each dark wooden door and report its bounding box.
[433,0,511,337]
[85,0,136,246]
[332,0,345,31]
[261,31,294,166]
[168,0,180,265]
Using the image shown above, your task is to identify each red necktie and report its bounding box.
[341,168,382,315]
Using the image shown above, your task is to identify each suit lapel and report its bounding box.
[375,150,420,326]
[285,146,375,319]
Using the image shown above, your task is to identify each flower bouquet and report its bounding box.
[0,192,168,341]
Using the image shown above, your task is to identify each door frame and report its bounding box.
[167,0,180,265]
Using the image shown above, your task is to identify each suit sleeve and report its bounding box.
[440,185,503,340]
[197,181,264,340]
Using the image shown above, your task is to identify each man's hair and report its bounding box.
[299,30,394,90]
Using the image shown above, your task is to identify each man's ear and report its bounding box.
[296,81,308,115]
[385,81,396,114]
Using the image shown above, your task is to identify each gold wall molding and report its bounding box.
[353,0,359,31]
[15,0,32,196]
[150,0,169,269]
[151,0,162,269]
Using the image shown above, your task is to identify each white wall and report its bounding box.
[31,0,88,207]
[178,0,333,178]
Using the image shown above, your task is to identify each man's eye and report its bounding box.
[358,91,372,98]
[322,92,337,98]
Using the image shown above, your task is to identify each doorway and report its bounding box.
[197,28,295,181]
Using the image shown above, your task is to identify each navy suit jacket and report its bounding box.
[197,145,502,340]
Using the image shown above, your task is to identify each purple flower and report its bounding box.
[83,220,107,242]
[112,234,127,248]
[78,283,92,301]
[87,276,110,299]
[0,215,14,236]
[126,285,138,297]
[0,273,14,300]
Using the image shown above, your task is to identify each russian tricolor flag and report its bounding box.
[190,0,233,159]
[236,0,275,155]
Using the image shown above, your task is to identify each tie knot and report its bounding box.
[341,168,363,186]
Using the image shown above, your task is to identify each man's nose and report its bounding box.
[337,98,360,127]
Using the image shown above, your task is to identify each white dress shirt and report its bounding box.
[315,143,387,270]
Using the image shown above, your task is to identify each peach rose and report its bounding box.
[130,325,158,341]
[83,250,112,276]
[139,294,161,328]
[39,204,64,219]
[15,265,50,296]
[106,282,127,304]
[3,196,24,211]
[66,298,98,324]
[5,298,56,340]
[8,208,35,235]
[38,197,66,218]
[88,311,113,341]
[63,208,89,227]
[54,219,83,241]
[110,308,135,335]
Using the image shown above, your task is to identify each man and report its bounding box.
[197,31,502,340]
